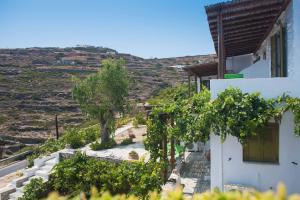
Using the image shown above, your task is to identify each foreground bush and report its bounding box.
[19,177,49,200]
[49,153,162,198]
[46,183,300,200]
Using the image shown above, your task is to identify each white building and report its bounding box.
[189,0,300,194]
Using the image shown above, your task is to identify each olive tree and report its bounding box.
[72,59,129,143]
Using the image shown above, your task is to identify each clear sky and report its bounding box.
[0,0,224,58]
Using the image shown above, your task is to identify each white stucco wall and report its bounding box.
[239,60,270,78]
[293,0,300,79]
[211,111,300,194]
[226,54,253,73]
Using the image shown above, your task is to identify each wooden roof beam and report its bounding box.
[224,37,262,45]
[212,30,267,41]
[207,4,282,20]
[206,0,283,17]
[210,19,273,33]
[225,36,264,45]
[254,0,291,52]
[209,13,278,27]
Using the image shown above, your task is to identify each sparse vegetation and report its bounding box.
[120,138,134,146]
[90,139,117,151]
[133,112,146,128]
[0,116,7,125]
[27,124,99,167]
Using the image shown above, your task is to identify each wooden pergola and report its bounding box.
[205,0,291,79]
[184,62,218,77]
[184,62,218,95]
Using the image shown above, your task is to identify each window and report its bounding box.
[243,123,279,163]
[271,26,287,77]
[201,80,210,90]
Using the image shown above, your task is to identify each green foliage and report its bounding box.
[282,95,300,136]
[63,126,99,149]
[63,128,85,149]
[27,124,99,167]
[46,183,300,200]
[19,178,49,200]
[212,87,278,143]
[133,112,147,128]
[147,83,190,105]
[90,139,116,150]
[146,84,300,160]
[72,59,129,144]
[49,153,162,198]
[120,138,134,146]
[115,116,132,128]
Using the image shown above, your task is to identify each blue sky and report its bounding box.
[0,0,224,58]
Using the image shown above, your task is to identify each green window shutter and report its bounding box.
[271,35,276,77]
[280,26,287,77]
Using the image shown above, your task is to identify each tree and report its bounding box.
[72,59,129,143]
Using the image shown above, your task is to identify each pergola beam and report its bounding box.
[210,20,272,35]
[207,4,282,20]
[217,9,226,79]
[206,0,287,57]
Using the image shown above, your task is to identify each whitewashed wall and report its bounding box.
[293,0,300,79]
[226,54,253,73]
[211,111,300,194]
[239,60,270,78]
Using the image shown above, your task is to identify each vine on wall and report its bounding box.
[145,85,300,160]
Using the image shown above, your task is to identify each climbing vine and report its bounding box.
[146,84,300,160]
[211,88,280,143]
[280,95,300,136]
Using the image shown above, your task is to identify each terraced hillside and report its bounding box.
[0,46,216,143]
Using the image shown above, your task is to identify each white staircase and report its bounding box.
[7,154,59,200]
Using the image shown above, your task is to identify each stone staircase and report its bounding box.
[0,153,59,200]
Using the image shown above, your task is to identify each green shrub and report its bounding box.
[83,125,99,143]
[120,138,134,146]
[90,139,116,151]
[27,124,99,167]
[49,153,162,197]
[115,116,132,128]
[133,112,146,128]
[19,178,48,200]
[68,134,84,149]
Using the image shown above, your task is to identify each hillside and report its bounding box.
[0,46,216,143]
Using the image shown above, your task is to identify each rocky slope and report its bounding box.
[0,46,216,142]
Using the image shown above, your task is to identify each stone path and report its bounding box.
[180,151,210,195]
